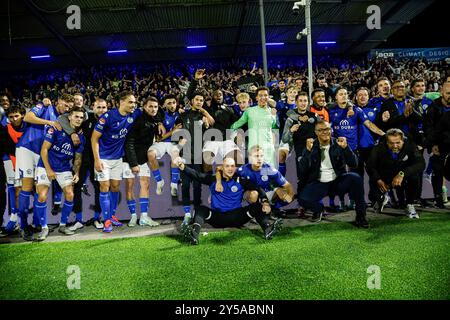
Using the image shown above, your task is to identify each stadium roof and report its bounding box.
[0,0,438,71]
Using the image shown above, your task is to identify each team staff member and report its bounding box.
[366,129,425,218]
[297,120,369,228]
[424,82,450,208]
[174,157,282,245]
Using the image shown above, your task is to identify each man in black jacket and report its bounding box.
[175,79,214,226]
[367,128,425,218]
[297,120,369,227]
[281,92,317,216]
[174,156,282,245]
[124,96,165,227]
[282,92,318,177]
[424,82,450,208]
[187,69,242,172]
[375,80,418,135]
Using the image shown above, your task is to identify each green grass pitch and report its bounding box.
[0,212,449,300]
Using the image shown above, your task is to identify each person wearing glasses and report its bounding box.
[297,120,369,228]
[375,80,419,135]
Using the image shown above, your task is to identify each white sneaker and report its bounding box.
[139,216,160,227]
[36,227,49,241]
[93,220,104,229]
[68,221,84,232]
[170,183,178,197]
[406,204,419,219]
[156,180,165,195]
[128,215,138,227]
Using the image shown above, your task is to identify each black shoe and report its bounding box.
[81,184,91,196]
[354,216,370,228]
[435,199,445,209]
[311,211,323,223]
[189,225,200,245]
[420,199,431,208]
[85,218,95,226]
[31,225,42,233]
[51,204,61,216]
[264,218,283,240]
[21,226,34,241]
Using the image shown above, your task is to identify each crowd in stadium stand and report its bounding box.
[2,57,448,110]
[0,56,449,244]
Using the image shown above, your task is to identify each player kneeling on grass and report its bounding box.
[228,145,294,217]
[35,107,85,241]
[174,156,282,245]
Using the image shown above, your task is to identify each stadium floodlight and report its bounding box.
[30,55,50,59]
[266,42,285,46]
[317,41,336,45]
[186,45,207,49]
[107,49,128,54]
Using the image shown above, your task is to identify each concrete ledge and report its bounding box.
[1,205,449,245]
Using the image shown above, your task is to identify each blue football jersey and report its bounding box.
[17,103,60,154]
[329,106,368,151]
[209,178,244,212]
[37,126,85,173]
[237,163,286,192]
[358,105,379,148]
[94,108,142,160]
[162,110,179,142]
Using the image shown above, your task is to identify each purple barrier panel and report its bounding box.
[1,152,446,225]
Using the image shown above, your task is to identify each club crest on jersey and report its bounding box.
[99,118,106,125]
[26,169,32,175]
[261,175,268,182]
[368,112,374,117]
[40,174,46,180]
[127,117,134,124]
[47,127,54,134]
[231,186,238,193]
